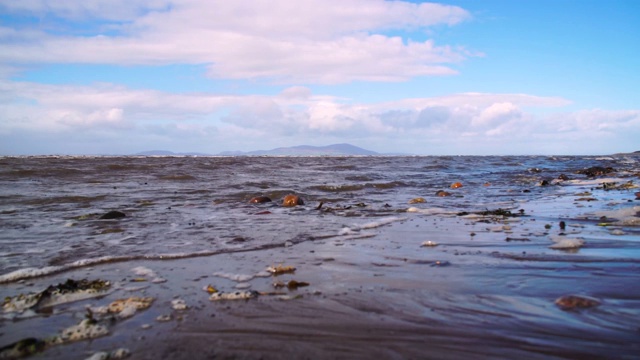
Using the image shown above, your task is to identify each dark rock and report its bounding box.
[435,190,451,197]
[558,174,570,181]
[249,196,272,204]
[100,210,126,219]
[576,166,615,177]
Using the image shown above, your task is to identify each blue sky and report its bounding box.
[0,0,638,155]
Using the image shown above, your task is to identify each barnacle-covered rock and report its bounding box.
[47,319,109,345]
[3,279,111,313]
[209,291,259,301]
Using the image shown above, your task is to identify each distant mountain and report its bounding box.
[133,150,211,156]
[134,143,383,157]
[220,143,379,156]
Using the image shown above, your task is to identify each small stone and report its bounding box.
[435,190,451,197]
[408,197,426,204]
[100,210,126,220]
[420,241,438,247]
[450,182,463,189]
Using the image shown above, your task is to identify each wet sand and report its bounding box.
[2,184,640,359]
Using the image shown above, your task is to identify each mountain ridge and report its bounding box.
[134,143,384,156]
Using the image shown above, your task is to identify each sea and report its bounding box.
[0,154,639,358]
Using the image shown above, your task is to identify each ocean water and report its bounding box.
[1,155,639,358]
[0,154,638,280]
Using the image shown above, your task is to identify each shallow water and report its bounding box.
[0,155,639,358]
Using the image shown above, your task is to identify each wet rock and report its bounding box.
[48,319,109,345]
[209,290,258,301]
[266,264,296,275]
[282,194,304,207]
[100,210,126,220]
[435,190,451,197]
[450,182,463,189]
[0,338,46,359]
[575,166,615,177]
[408,197,426,204]
[636,191,640,199]
[540,180,550,186]
[555,294,601,310]
[558,174,570,181]
[273,280,310,289]
[420,241,438,247]
[249,196,272,204]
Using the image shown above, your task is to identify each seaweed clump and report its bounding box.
[456,208,525,218]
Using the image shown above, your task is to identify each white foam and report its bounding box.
[212,272,254,282]
[549,235,585,249]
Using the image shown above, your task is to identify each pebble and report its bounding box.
[555,294,601,310]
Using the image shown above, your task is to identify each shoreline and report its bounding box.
[1,180,639,359]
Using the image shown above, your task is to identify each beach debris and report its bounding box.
[204,285,218,294]
[555,295,601,310]
[266,264,296,275]
[420,241,438,247]
[85,348,130,360]
[100,210,126,220]
[0,338,46,359]
[3,278,111,313]
[408,197,426,204]
[549,235,585,249]
[273,280,310,290]
[156,314,172,322]
[282,194,304,207]
[48,318,109,345]
[132,266,166,283]
[250,196,272,204]
[559,221,566,230]
[209,290,259,301]
[171,299,187,310]
[450,182,463,189]
[610,229,625,235]
[505,237,530,242]
[435,190,451,197]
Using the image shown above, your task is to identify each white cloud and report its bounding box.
[2,79,638,155]
[0,0,472,83]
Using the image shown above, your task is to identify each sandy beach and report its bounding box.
[2,176,639,360]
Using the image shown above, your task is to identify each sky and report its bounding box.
[0,0,639,156]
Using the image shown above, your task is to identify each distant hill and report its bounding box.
[223,143,379,156]
[133,150,212,156]
[135,143,382,157]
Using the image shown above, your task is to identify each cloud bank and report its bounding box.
[0,0,472,83]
